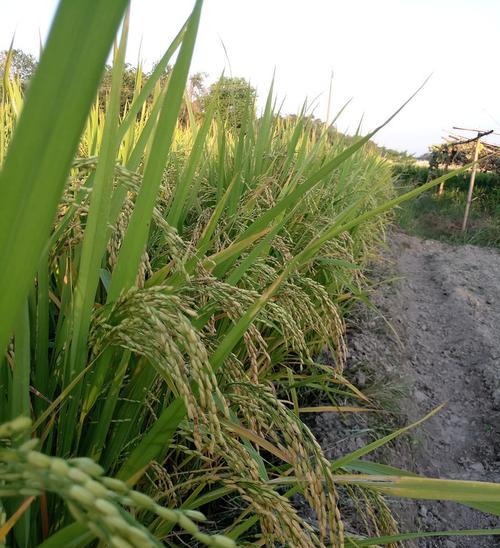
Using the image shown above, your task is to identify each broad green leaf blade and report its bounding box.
[108,0,203,301]
[0,0,129,353]
[60,13,130,454]
[344,460,500,516]
[336,474,500,503]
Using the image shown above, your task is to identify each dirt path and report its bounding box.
[312,232,500,546]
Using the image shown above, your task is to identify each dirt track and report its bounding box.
[312,232,500,546]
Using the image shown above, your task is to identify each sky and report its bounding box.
[1,0,500,155]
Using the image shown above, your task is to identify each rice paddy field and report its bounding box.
[1,1,500,546]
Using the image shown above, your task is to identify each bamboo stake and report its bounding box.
[461,135,481,232]
[438,165,447,196]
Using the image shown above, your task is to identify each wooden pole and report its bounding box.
[461,135,481,232]
[438,165,447,196]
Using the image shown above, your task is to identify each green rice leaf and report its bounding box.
[0,0,129,353]
[108,0,203,301]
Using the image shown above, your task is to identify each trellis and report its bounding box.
[429,127,500,231]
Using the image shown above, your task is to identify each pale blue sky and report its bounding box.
[2,0,500,155]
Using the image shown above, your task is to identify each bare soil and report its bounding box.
[311,232,500,546]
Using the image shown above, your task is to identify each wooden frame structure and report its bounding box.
[432,127,499,232]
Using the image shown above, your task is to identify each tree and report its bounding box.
[180,71,207,125]
[98,62,146,113]
[201,76,256,128]
[0,49,38,85]
[188,71,207,102]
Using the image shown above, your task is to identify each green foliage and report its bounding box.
[99,62,148,114]
[429,140,500,174]
[0,49,38,85]
[201,76,256,128]
[394,162,500,247]
[393,162,430,184]
[394,161,500,197]
[375,145,414,162]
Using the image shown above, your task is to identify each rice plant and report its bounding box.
[1,0,500,546]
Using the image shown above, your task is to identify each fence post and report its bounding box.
[438,165,447,196]
[461,135,481,232]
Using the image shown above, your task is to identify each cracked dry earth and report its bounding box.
[311,232,500,547]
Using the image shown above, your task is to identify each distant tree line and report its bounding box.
[1,48,256,128]
[1,48,410,160]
